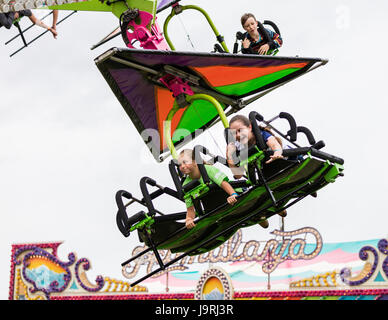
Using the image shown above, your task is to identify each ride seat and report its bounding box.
[192,179,249,215]
[180,177,228,215]
[196,184,229,214]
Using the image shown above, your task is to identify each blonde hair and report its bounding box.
[179,149,195,161]
[179,148,212,165]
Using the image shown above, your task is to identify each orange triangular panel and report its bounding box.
[191,63,308,87]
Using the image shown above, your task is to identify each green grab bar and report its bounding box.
[163,93,229,159]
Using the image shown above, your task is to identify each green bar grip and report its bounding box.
[163,4,229,52]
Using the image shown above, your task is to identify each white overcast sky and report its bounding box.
[1,0,388,299]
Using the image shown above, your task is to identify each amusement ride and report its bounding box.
[1,0,344,287]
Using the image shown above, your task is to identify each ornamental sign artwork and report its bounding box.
[194,267,234,300]
[122,227,323,279]
[8,236,388,300]
[9,242,147,300]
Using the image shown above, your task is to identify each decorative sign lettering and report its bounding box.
[122,227,322,279]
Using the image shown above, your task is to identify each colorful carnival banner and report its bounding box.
[8,228,388,300]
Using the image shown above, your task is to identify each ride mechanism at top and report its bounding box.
[4,0,345,286]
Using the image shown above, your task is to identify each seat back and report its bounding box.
[198,186,229,213]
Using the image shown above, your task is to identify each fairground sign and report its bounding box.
[122,227,323,279]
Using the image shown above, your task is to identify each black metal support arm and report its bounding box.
[249,111,267,151]
[139,177,159,218]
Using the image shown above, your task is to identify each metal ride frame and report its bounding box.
[109,10,341,283]
[116,84,344,286]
